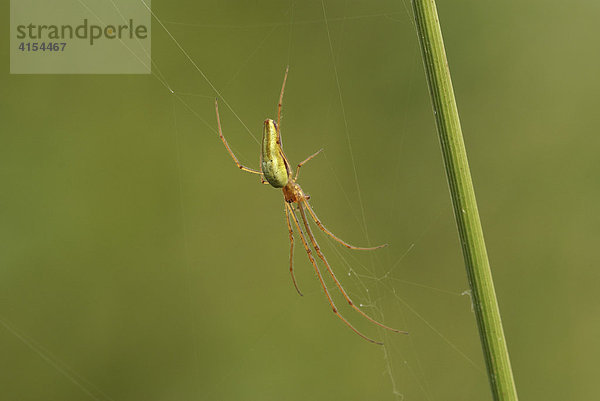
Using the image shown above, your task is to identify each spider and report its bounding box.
[214,67,407,344]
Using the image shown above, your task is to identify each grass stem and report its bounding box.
[411,1,518,399]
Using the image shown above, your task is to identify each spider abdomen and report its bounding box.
[262,119,289,188]
[262,158,288,187]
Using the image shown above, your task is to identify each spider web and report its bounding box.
[1,1,490,400]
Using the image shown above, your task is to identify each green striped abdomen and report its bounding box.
[262,119,289,188]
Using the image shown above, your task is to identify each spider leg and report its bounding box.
[259,153,270,184]
[285,203,383,345]
[215,98,263,176]
[285,203,303,296]
[295,148,323,181]
[277,66,289,131]
[298,201,408,335]
[304,201,388,250]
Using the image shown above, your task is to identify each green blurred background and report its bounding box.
[1,0,598,400]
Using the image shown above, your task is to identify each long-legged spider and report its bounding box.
[214,67,407,344]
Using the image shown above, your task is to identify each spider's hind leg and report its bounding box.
[215,98,262,175]
[277,66,289,130]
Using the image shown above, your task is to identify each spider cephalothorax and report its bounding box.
[282,182,305,204]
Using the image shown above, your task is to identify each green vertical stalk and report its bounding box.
[411,1,518,400]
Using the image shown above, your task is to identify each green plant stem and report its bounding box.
[411,1,518,400]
